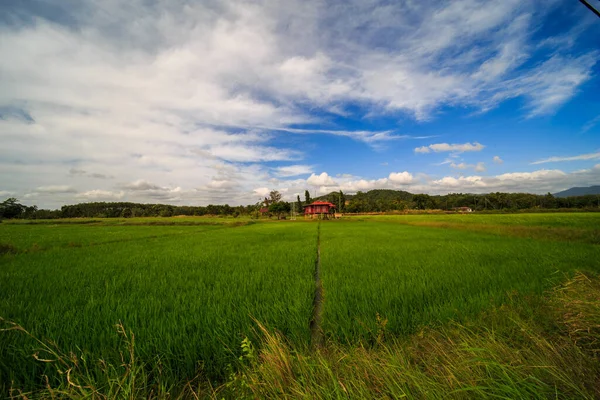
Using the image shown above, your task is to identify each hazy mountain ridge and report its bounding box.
[554,186,600,198]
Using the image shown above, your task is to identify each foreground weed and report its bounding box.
[0,318,157,400]
[223,272,600,399]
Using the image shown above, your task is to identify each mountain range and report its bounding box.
[553,186,600,198]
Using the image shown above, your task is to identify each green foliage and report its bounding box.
[0,198,26,219]
[315,190,600,213]
[304,190,311,205]
[268,201,291,217]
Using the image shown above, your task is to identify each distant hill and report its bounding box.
[554,186,600,198]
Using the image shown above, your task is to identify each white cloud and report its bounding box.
[205,180,236,189]
[295,165,600,196]
[388,171,413,184]
[76,190,125,200]
[416,142,485,154]
[35,185,77,194]
[582,115,600,133]
[493,156,504,164]
[475,162,486,172]
[307,172,336,186]
[273,165,314,177]
[120,180,164,191]
[253,187,271,198]
[531,152,600,165]
[268,127,405,146]
[0,1,596,207]
[450,162,468,170]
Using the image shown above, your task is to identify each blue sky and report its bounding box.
[0,0,599,208]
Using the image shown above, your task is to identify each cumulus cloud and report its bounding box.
[253,187,271,198]
[297,165,600,195]
[307,172,336,186]
[531,151,600,165]
[423,167,599,193]
[388,171,413,184]
[416,142,485,154]
[493,156,504,164]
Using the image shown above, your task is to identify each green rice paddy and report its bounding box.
[1,213,599,396]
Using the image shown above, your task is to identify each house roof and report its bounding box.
[303,201,336,208]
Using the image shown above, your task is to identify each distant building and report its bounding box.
[259,207,269,214]
[303,201,336,219]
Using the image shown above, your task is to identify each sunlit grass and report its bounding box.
[1,213,599,398]
[0,222,317,391]
[320,220,600,343]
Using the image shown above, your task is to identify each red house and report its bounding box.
[303,201,336,219]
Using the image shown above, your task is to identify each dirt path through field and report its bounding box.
[310,222,324,349]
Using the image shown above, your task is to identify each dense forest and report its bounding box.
[1,189,599,220]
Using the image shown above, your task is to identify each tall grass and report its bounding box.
[224,271,600,399]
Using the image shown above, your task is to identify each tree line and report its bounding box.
[0,198,258,219]
[1,190,599,220]
[323,190,600,213]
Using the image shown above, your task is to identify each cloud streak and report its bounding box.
[531,152,600,165]
[416,142,485,154]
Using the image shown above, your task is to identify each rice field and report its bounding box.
[0,221,317,389]
[320,220,600,342]
[1,213,599,397]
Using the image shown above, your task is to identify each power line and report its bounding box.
[580,0,600,18]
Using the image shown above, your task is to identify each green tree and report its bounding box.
[269,190,282,204]
[296,195,303,215]
[0,198,26,219]
[413,194,431,210]
[304,190,311,205]
[268,202,290,219]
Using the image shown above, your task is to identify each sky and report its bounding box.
[0,0,599,209]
